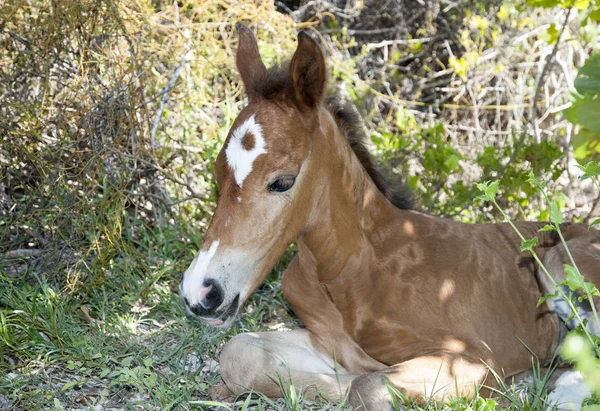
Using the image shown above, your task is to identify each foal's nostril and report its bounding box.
[200,279,224,311]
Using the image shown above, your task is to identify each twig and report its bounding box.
[3,249,43,259]
[117,152,208,203]
[321,27,402,36]
[366,38,433,50]
[150,1,193,149]
[275,1,294,14]
[530,8,573,144]
[23,226,48,247]
[150,53,191,149]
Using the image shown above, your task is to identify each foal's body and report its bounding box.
[219,103,595,407]
[180,25,600,409]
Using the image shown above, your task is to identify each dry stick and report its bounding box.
[531,27,567,142]
[322,27,402,36]
[3,249,43,259]
[445,9,573,219]
[104,0,135,56]
[366,37,434,50]
[150,1,193,150]
[150,56,190,149]
[513,7,573,165]
[117,152,207,205]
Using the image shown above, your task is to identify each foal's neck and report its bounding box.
[297,108,398,283]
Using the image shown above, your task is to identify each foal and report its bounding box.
[180,25,600,409]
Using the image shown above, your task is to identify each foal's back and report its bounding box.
[325,210,565,373]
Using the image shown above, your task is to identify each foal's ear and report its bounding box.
[290,31,326,108]
[235,23,267,99]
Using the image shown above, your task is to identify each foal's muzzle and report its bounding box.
[192,278,224,313]
[180,279,240,327]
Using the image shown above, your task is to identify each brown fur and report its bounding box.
[326,97,415,210]
[239,37,414,210]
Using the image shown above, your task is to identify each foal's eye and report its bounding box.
[267,176,296,193]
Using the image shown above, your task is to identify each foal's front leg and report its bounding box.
[219,328,358,401]
[220,331,490,409]
[348,354,490,410]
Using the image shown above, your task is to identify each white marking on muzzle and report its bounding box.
[181,241,219,302]
[225,115,267,188]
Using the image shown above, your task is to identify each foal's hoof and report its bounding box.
[210,380,236,403]
[348,374,395,411]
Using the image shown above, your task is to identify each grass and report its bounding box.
[1,0,599,409]
[0,228,300,409]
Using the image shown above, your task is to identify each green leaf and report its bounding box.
[60,380,81,392]
[576,161,600,179]
[521,236,538,252]
[585,283,600,296]
[526,0,560,7]
[590,218,600,229]
[147,372,158,387]
[541,23,559,44]
[590,7,600,21]
[525,170,546,189]
[563,103,578,125]
[408,175,419,190]
[538,224,555,232]
[577,99,600,132]
[53,398,64,410]
[537,290,558,306]
[188,401,232,410]
[574,54,600,95]
[550,201,563,224]
[446,153,460,171]
[241,392,253,411]
[563,264,585,291]
[572,129,600,161]
[573,0,591,10]
[476,180,500,201]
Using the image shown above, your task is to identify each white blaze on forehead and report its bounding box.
[181,241,219,300]
[225,115,267,188]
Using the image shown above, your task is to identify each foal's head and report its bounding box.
[180,25,329,327]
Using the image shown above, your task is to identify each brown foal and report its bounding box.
[179,24,600,409]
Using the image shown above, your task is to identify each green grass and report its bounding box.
[0,189,305,409]
[0,224,299,409]
[1,0,598,409]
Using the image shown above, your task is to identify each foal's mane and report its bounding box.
[252,62,415,210]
